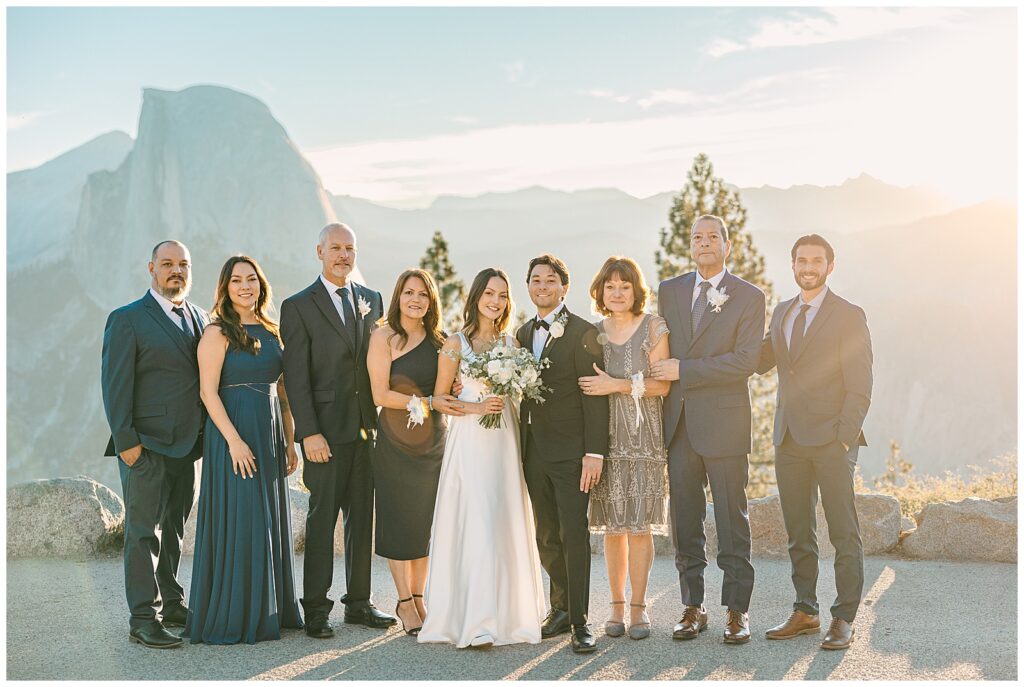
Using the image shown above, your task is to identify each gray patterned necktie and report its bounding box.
[691,281,712,332]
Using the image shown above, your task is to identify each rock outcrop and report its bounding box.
[902,497,1017,563]
[7,477,125,558]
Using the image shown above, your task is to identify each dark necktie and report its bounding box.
[789,303,811,357]
[532,318,550,334]
[691,281,712,332]
[336,287,358,341]
[170,306,194,339]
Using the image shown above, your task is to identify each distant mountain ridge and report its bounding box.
[5,84,1014,491]
[7,130,133,269]
[7,85,338,490]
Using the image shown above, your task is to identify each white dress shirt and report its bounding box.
[692,268,728,311]
[149,288,194,336]
[783,286,830,348]
[531,302,566,360]
[320,274,356,325]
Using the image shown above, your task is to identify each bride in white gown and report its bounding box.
[418,268,545,649]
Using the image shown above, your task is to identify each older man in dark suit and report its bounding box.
[757,234,872,651]
[651,214,766,645]
[101,239,209,649]
[281,222,395,638]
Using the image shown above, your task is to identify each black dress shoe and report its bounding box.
[343,604,397,629]
[161,604,188,628]
[540,608,571,638]
[129,623,184,649]
[570,624,597,654]
[305,614,335,639]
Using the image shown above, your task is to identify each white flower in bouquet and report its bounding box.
[455,340,552,429]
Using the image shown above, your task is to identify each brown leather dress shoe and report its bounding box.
[821,618,855,650]
[723,610,751,644]
[672,605,708,640]
[765,610,821,640]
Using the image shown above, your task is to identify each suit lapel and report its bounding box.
[311,279,355,352]
[540,305,569,359]
[351,283,372,356]
[185,301,206,338]
[678,273,696,344]
[688,272,729,351]
[142,292,194,359]
[790,290,838,364]
[773,297,797,368]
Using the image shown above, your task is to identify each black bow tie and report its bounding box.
[533,318,550,333]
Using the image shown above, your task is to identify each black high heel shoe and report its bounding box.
[396,597,422,636]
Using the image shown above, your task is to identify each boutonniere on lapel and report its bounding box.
[706,286,730,313]
[357,295,372,319]
[548,311,569,340]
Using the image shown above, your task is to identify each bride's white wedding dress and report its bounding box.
[417,333,544,648]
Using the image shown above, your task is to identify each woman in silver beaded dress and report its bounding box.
[578,256,670,641]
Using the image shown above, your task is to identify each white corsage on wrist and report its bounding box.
[706,286,729,313]
[406,394,427,428]
[630,371,646,429]
[357,295,372,318]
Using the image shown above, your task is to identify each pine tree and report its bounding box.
[419,230,466,332]
[655,153,779,497]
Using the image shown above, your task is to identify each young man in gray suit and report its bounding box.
[756,234,872,650]
[101,240,209,649]
[651,215,766,645]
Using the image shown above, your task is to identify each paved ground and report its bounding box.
[6,555,1017,680]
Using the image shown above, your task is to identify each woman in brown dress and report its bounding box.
[579,256,671,640]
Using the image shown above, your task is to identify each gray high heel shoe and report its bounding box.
[628,602,651,640]
[605,600,626,637]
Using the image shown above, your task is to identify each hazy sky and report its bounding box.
[6,6,1016,206]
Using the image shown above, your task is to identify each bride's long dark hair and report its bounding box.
[211,255,280,355]
[462,267,513,341]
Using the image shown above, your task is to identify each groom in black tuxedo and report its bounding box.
[516,254,609,654]
[281,222,395,638]
[101,240,208,649]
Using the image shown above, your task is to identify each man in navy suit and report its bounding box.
[651,215,766,645]
[101,240,209,649]
[757,234,872,650]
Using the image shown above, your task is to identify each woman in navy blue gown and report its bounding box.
[184,255,303,644]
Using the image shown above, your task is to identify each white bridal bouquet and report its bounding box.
[452,340,551,429]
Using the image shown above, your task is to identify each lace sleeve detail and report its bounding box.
[646,315,670,350]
